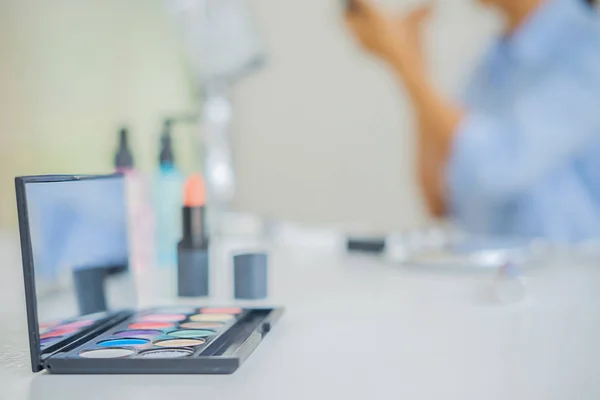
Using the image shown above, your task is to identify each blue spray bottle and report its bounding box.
[155,120,184,267]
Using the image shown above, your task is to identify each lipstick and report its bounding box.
[177,174,209,297]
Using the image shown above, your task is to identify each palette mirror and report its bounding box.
[23,175,136,355]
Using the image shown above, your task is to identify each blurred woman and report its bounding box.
[346,0,600,242]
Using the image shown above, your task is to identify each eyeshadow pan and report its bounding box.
[154,338,206,347]
[190,314,235,322]
[53,327,79,334]
[79,348,134,359]
[39,322,57,329]
[139,348,194,358]
[151,307,197,314]
[113,330,163,338]
[200,307,243,314]
[139,314,187,322]
[98,338,149,347]
[129,322,174,330]
[41,329,76,339]
[180,321,224,329]
[167,329,216,339]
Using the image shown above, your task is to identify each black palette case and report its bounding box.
[16,174,283,374]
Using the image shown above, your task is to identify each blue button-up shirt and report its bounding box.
[446,0,600,242]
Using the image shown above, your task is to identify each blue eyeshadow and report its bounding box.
[97,338,149,347]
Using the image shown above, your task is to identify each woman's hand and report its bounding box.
[345,0,433,70]
[346,0,461,219]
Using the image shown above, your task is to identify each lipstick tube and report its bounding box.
[177,174,209,297]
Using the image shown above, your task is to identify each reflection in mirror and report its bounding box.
[25,176,136,352]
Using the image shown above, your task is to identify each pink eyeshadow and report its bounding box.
[139,314,187,322]
[39,322,58,330]
[200,307,243,314]
[41,328,77,339]
[129,322,174,329]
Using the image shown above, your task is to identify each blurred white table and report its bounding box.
[1,228,600,400]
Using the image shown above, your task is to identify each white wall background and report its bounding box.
[0,0,499,230]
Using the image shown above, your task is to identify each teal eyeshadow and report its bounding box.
[98,338,149,347]
[167,329,216,338]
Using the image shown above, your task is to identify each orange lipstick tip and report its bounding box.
[184,173,206,207]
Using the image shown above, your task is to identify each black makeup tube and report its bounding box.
[73,266,108,315]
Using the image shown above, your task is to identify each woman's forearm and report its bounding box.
[343,0,461,217]
[391,53,463,161]
[391,55,463,217]
[417,152,447,217]
[416,114,447,217]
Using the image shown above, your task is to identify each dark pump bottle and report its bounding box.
[115,127,134,171]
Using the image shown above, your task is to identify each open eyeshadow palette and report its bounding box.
[16,175,283,374]
[75,307,245,359]
[39,306,281,374]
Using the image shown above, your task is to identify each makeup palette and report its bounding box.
[63,307,251,358]
[16,174,283,374]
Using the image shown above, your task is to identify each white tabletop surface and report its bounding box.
[1,227,600,400]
